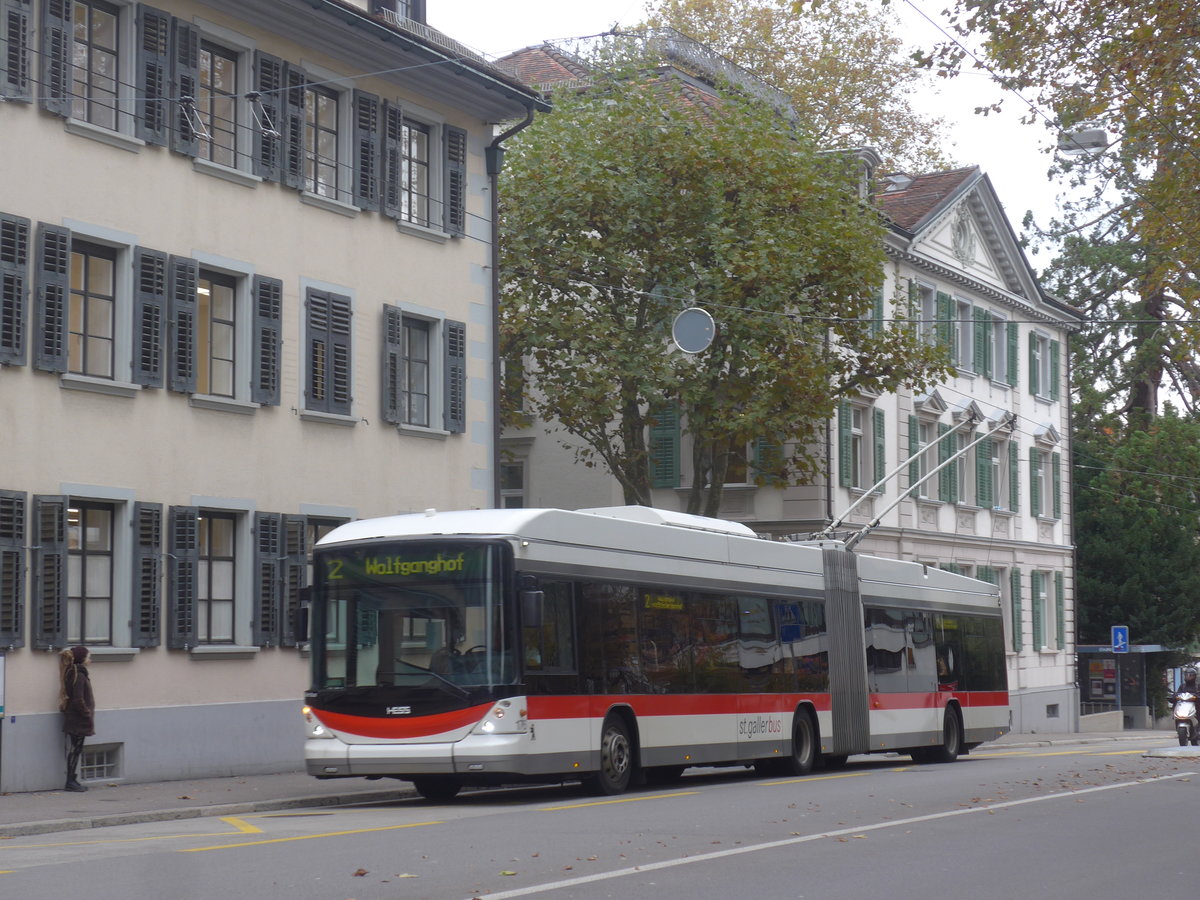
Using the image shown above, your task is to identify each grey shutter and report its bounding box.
[1009,568,1022,652]
[0,490,26,648]
[251,275,282,405]
[1,0,32,101]
[282,67,307,189]
[167,255,197,392]
[167,505,198,649]
[31,494,67,650]
[254,512,283,647]
[281,515,306,647]
[170,17,201,157]
[32,222,69,372]
[1054,571,1065,650]
[1051,451,1062,518]
[871,407,885,490]
[1006,321,1019,387]
[381,304,403,424]
[0,212,30,365]
[251,51,285,182]
[38,0,71,116]
[135,4,171,145]
[132,246,167,387]
[1031,571,1044,649]
[130,501,162,648]
[977,438,994,508]
[444,318,466,433]
[649,402,680,488]
[837,401,852,488]
[352,90,381,211]
[907,415,919,498]
[306,289,352,415]
[1008,440,1020,512]
[1049,340,1061,401]
[444,125,468,234]
[381,100,404,218]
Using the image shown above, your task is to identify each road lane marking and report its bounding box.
[180,820,443,852]
[541,792,698,811]
[465,772,1194,900]
[220,817,263,834]
[760,771,872,786]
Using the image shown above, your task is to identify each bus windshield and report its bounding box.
[310,541,512,691]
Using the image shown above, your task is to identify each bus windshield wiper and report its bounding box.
[393,659,469,699]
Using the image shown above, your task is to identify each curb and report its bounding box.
[0,787,415,839]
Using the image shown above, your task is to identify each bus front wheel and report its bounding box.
[585,716,634,795]
[777,711,816,776]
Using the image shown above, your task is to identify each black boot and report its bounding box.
[64,779,87,792]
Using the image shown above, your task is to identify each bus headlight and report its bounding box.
[302,705,335,739]
[472,698,528,735]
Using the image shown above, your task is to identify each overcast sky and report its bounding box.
[427,0,1066,265]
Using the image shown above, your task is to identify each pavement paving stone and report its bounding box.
[0,729,1181,838]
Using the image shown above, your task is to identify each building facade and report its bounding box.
[0,0,544,791]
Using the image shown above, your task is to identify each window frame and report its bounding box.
[68,239,118,380]
[66,499,116,645]
[195,267,238,399]
[953,296,973,372]
[196,37,242,170]
[381,303,467,434]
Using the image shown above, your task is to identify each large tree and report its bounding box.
[500,43,950,515]
[918,0,1200,425]
[646,0,952,171]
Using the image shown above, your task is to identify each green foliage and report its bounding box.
[1074,411,1200,646]
[499,42,951,513]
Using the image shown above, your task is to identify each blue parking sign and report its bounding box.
[1111,625,1130,653]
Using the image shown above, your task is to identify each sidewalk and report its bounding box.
[0,729,1176,838]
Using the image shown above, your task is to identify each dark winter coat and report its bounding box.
[62,664,95,737]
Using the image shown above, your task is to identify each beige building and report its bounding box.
[0,0,544,791]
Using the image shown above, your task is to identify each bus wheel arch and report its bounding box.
[585,707,638,795]
[770,704,816,776]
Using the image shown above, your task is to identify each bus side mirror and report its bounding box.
[521,589,544,629]
[295,587,311,642]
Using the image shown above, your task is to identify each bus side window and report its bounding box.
[524,581,576,672]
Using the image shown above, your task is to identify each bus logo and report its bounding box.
[386,706,412,716]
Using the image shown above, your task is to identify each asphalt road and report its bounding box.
[1,741,1194,899]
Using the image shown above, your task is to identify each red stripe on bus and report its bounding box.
[870,691,1009,710]
[526,694,834,719]
[315,703,492,739]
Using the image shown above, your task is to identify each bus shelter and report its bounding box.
[1076,644,1167,729]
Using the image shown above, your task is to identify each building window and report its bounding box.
[401,118,431,226]
[990,313,1008,384]
[67,502,114,644]
[956,430,975,505]
[198,41,238,168]
[500,462,526,508]
[71,0,120,129]
[196,271,236,397]
[80,744,120,780]
[839,402,884,491]
[197,512,236,644]
[304,84,340,200]
[1031,569,1050,650]
[1029,332,1060,400]
[954,298,973,371]
[402,316,431,426]
[917,419,934,497]
[69,241,116,378]
[917,283,937,345]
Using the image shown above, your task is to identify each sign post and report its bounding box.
[1111,625,1130,654]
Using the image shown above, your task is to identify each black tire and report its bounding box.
[644,765,686,785]
[1178,726,1188,747]
[585,716,634,795]
[779,711,816,776]
[411,776,463,801]
[926,707,962,764]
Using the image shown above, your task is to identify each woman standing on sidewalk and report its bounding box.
[58,646,95,792]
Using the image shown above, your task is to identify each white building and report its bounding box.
[0,0,544,791]
[503,151,1082,728]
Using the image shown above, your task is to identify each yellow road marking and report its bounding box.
[180,820,442,852]
[542,791,698,811]
[220,817,263,834]
[761,771,871,786]
[3,827,265,850]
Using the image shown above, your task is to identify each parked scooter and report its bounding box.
[1173,688,1200,747]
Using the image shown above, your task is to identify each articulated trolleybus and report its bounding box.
[302,506,1009,800]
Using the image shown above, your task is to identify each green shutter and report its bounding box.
[872,407,886,490]
[752,437,784,487]
[1028,332,1039,395]
[977,438,994,508]
[1029,446,1041,515]
[908,415,920,498]
[838,401,852,488]
[973,307,988,375]
[1009,440,1020,512]
[1049,340,1061,401]
[649,402,681,488]
[1006,321,1019,387]
[1055,571,1065,650]
[1031,571,1044,649]
[907,279,919,336]
[1010,568,1022,652]
[1052,451,1062,519]
[871,288,884,336]
[938,423,952,501]
[936,291,953,349]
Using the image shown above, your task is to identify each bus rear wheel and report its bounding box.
[585,716,634,795]
[780,711,816,776]
[411,775,463,801]
[914,707,962,764]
